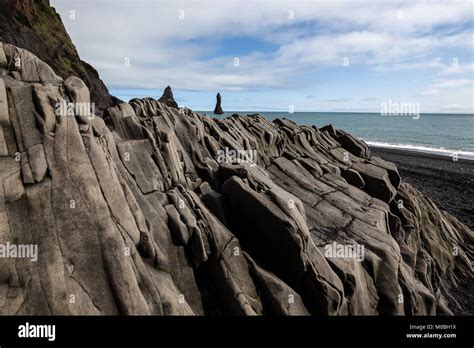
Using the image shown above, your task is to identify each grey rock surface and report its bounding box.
[0,0,118,114]
[0,43,472,315]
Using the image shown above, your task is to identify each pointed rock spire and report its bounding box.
[158,85,179,108]
[213,92,224,114]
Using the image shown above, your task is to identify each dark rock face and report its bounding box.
[0,0,117,114]
[158,86,179,109]
[0,44,472,315]
[214,92,224,114]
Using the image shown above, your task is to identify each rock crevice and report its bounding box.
[0,43,472,315]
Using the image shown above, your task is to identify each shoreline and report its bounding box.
[370,146,474,230]
[366,142,474,161]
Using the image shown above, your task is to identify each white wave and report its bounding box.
[364,141,474,160]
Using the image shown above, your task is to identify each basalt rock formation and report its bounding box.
[214,92,224,115]
[0,43,472,315]
[0,0,117,114]
[158,86,179,109]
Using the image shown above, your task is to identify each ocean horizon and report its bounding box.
[3,0,474,328]
[197,111,474,160]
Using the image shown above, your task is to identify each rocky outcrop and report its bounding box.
[0,0,117,114]
[214,92,224,114]
[0,43,472,315]
[158,86,178,109]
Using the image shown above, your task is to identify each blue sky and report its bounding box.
[52,0,473,113]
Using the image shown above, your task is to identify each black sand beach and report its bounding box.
[371,147,474,230]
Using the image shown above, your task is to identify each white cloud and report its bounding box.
[421,88,440,96]
[433,78,473,88]
[50,0,473,112]
[419,78,473,112]
[440,62,474,75]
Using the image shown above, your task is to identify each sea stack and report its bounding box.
[214,92,224,114]
[158,85,179,108]
[0,0,472,318]
[0,42,472,315]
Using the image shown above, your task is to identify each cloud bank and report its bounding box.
[51,0,473,112]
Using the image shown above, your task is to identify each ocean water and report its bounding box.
[198,111,474,160]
